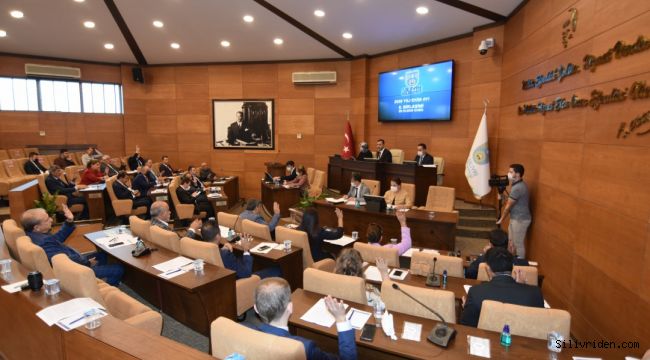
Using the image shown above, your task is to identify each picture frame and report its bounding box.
[212,99,274,150]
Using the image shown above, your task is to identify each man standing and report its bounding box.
[24,152,47,175]
[414,143,434,165]
[496,164,532,259]
[376,139,392,163]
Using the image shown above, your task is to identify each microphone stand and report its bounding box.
[426,257,441,287]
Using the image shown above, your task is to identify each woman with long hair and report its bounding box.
[297,207,343,262]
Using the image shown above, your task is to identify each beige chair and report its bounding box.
[129,216,152,242]
[420,186,455,212]
[401,183,416,207]
[180,237,260,316]
[16,236,55,279]
[353,242,399,267]
[24,147,39,156]
[149,225,181,253]
[3,159,36,182]
[303,268,366,304]
[36,173,84,215]
[45,154,59,167]
[477,263,539,286]
[0,150,9,161]
[151,162,161,176]
[308,169,325,197]
[74,152,86,166]
[65,165,84,184]
[361,179,380,196]
[105,175,148,218]
[410,252,464,278]
[168,176,204,221]
[478,300,570,340]
[211,317,306,360]
[2,219,26,261]
[37,155,51,168]
[434,157,445,185]
[381,280,456,323]
[218,212,242,233]
[241,219,273,242]
[52,254,163,335]
[275,226,335,272]
[391,149,404,164]
[8,148,26,159]
[306,167,315,185]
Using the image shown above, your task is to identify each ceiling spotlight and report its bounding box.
[83,21,95,28]
[170,42,180,49]
[342,32,353,39]
[273,38,283,45]
[416,6,429,15]
[0,30,6,38]
[243,15,254,23]
[314,9,325,17]
[153,20,164,28]
[10,10,24,19]
[220,40,230,47]
[74,0,85,2]
[104,43,114,50]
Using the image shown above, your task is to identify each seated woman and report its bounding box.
[334,248,389,282]
[383,177,412,209]
[79,159,106,185]
[365,210,412,256]
[297,208,343,262]
[284,165,309,193]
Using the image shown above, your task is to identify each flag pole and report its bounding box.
[481,98,489,210]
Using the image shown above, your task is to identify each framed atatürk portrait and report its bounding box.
[212,99,274,150]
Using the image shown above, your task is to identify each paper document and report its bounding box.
[285,223,298,229]
[94,234,138,248]
[401,321,422,341]
[401,248,439,258]
[467,335,491,358]
[56,308,108,331]
[345,308,371,330]
[207,193,223,198]
[150,188,167,194]
[300,298,348,328]
[152,256,194,273]
[158,268,189,279]
[422,164,437,168]
[219,225,231,238]
[528,261,538,266]
[544,299,551,309]
[2,279,28,294]
[36,297,105,327]
[364,266,383,282]
[464,285,472,294]
[323,235,356,247]
[325,197,345,204]
[250,242,277,254]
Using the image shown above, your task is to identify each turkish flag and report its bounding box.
[341,121,355,159]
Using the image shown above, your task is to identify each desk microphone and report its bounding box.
[426,257,441,287]
[391,283,456,348]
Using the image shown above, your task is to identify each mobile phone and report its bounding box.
[360,324,376,342]
[258,245,270,251]
[392,269,403,277]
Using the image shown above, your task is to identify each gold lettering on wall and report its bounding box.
[583,36,650,72]
[562,8,578,48]
[618,110,650,138]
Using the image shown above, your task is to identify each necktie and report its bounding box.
[354,187,358,198]
[418,156,422,166]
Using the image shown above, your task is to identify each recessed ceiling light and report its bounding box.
[170,42,180,49]
[83,21,95,29]
[153,20,164,28]
[342,32,353,39]
[314,9,325,17]
[74,0,85,2]
[243,15,254,23]
[10,10,24,19]
[416,6,429,15]
[273,38,283,45]
[220,40,230,47]
[0,30,6,38]
[104,43,114,50]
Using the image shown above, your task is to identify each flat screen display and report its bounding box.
[378,60,454,122]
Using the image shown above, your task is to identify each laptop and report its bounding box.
[364,194,387,212]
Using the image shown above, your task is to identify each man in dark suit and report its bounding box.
[460,247,544,327]
[414,143,434,166]
[187,166,206,190]
[466,228,529,279]
[54,149,76,168]
[159,155,175,177]
[100,155,120,177]
[356,142,373,160]
[149,200,201,239]
[144,160,158,184]
[132,165,154,197]
[176,176,214,218]
[112,171,152,214]
[278,160,297,182]
[24,152,47,175]
[252,278,357,360]
[227,111,252,145]
[199,162,217,182]
[45,165,88,219]
[376,139,392,163]
[127,145,145,171]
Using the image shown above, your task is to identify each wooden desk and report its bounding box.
[290,289,635,360]
[314,200,458,250]
[327,156,437,206]
[8,179,39,222]
[82,229,237,336]
[207,192,229,217]
[212,176,240,208]
[79,184,108,221]
[265,162,286,178]
[261,181,302,217]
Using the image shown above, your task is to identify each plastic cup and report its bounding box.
[44,279,61,296]
[283,240,292,252]
[0,259,11,275]
[351,231,359,240]
[84,310,102,330]
[390,238,398,245]
[193,259,205,273]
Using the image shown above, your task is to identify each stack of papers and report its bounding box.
[364,266,383,282]
[250,242,278,254]
[345,308,371,330]
[36,297,107,331]
[300,298,348,328]
[401,321,422,341]
[150,188,167,194]
[467,335,491,358]
[323,235,356,247]
[325,197,345,204]
[207,193,223,198]
[401,248,440,258]
[94,234,138,249]
[2,279,28,294]
[153,256,194,279]
[219,225,232,238]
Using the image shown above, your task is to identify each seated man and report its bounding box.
[199,162,217,182]
[414,143,434,166]
[132,165,155,196]
[187,166,206,190]
[22,206,124,286]
[343,172,370,200]
[159,155,175,177]
[383,177,412,208]
[127,145,145,171]
[465,228,530,280]
[112,171,152,214]
[366,210,412,256]
[252,278,356,360]
[240,199,280,233]
[45,165,89,220]
[143,160,159,184]
[278,160,297,182]
[149,200,201,239]
[54,149,76,168]
[24,152,47,175]
[100,155,120,177]
[176,176,215,218]
[460,247,544,327]
[375,139,392,163]
[356,142,373,161]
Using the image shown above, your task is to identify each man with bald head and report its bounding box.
[150,200,201,239]
[199,162,216,182]
[22,205,123,285]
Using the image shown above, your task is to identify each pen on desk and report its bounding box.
[348,309,356,320]
[108,242,124,247]
[164,268,182,276]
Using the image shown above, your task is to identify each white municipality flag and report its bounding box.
[465,110,491,199]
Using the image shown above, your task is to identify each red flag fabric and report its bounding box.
[341,121,355,159]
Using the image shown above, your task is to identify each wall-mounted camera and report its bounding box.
[478,38,495,55]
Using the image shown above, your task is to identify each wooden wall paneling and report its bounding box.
[539,141,584,196]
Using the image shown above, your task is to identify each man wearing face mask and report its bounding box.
[278,160,297,182]
[414,143,434,165]
[383,177,412,208]
[343,173,370,200]
[376,139,392,163]
[496,164,531,259]
[356,142,373,160]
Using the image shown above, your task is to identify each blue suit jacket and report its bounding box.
[132,173,153,196]
[28,222,88,266]
[220,248,253,279]
[255,323,357,360]
[239,210,280,232]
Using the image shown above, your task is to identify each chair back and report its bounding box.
[14,158,29,175]
[179,237,224,267]
[52,254,105,306]
[129,216,152,242]
[381,280,456,323]
[423,186,455,211]
[361,179,380,195]
[218,212,241,232]
[16,236,55,279]
[308,169,325,197]
[478,300,570,340]
[24,147,39,156]
[241,219,272,242]
[8,148,25,159]
[276,226,312,269]
[151,162,161,176]
[3,159,24,178]
[0,150,9,161]
[353,242,399,267]
[433,157,445,185]
[401,183,416,207]
[38,155,51,168]
[306,167,315,185]
[477,263,539,286]
[211,317,306,360]
[149,225,181,253]
[2,219,26,261]
[391,149,404,164]
[105,175,118,201]
[45,154,59,167]
[410,252,463,278]
[65,165,84,184]
[36,173,50,195]
[303,268,366,304]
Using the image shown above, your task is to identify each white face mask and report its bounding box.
[417,151,423,157]
[390,185,398,192]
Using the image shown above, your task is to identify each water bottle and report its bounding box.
[373,298,385,328]
[442,270,448,289]
[228,228,234,240]
[355,198,360,208]
[500,324,512,347]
